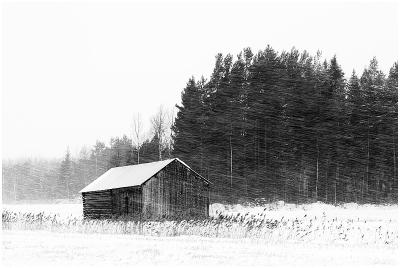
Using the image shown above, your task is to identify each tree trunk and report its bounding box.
[13,176,17,201]
[264,124,267,167]
[393,125,397,192]
[66,178,70,200]
[315,137,319,200]
[159,142,162,161]
[95,156,98,177]
[283,162,288,202]
[325,158,329,202]
[229,135,233,198]
[334,164,338,205]
[365,126,370,202]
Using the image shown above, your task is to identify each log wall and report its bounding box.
[82,190,113,219]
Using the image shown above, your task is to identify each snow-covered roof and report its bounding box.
[80,158,209,193]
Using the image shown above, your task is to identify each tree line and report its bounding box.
[2,45,398,204]
[172,46,397,204]
[2,107,174,201]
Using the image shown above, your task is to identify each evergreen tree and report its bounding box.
[140,135,162,163]
[360,58,386,201]
[326,55,346,203]
[58,148,73,199]
[381,62,398,200]
[346,70,364,201]
[172,46,397,204]
[172,77,204,171]
[109,135,135,168]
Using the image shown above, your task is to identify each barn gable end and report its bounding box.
[142,159,209,218]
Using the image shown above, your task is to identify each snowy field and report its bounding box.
[2,202,398,267]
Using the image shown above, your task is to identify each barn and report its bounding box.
[80,158,211,219]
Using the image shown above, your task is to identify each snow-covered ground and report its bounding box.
[3,230,397,268]
[3,202,83,218]
[3,203,83,218]
[2,202,398,267]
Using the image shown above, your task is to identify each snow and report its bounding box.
[2,230,397,268]
[80,159,175,192]
[2,202,398,267]
[3,203,83,218]
[211,201,398,221]
[80,158,209,193]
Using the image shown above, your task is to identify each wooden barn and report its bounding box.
[80,158,211,219]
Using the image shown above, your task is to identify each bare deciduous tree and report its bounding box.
[132,113,143,164]
[165,107,176,158]
[151,106,168,160]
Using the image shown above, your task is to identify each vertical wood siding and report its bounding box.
[111,186,142,217]
[142,160,210,218]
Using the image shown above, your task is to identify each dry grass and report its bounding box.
[2,202,398,247]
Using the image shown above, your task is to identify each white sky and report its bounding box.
[2,0,398,159]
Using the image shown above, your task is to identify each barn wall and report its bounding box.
[142,160,210,218]
[111,186,142,218]
[82,190,113,219]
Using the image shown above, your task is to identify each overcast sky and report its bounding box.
[2,0,398,159]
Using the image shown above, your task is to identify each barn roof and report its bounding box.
[80,158,209,193]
